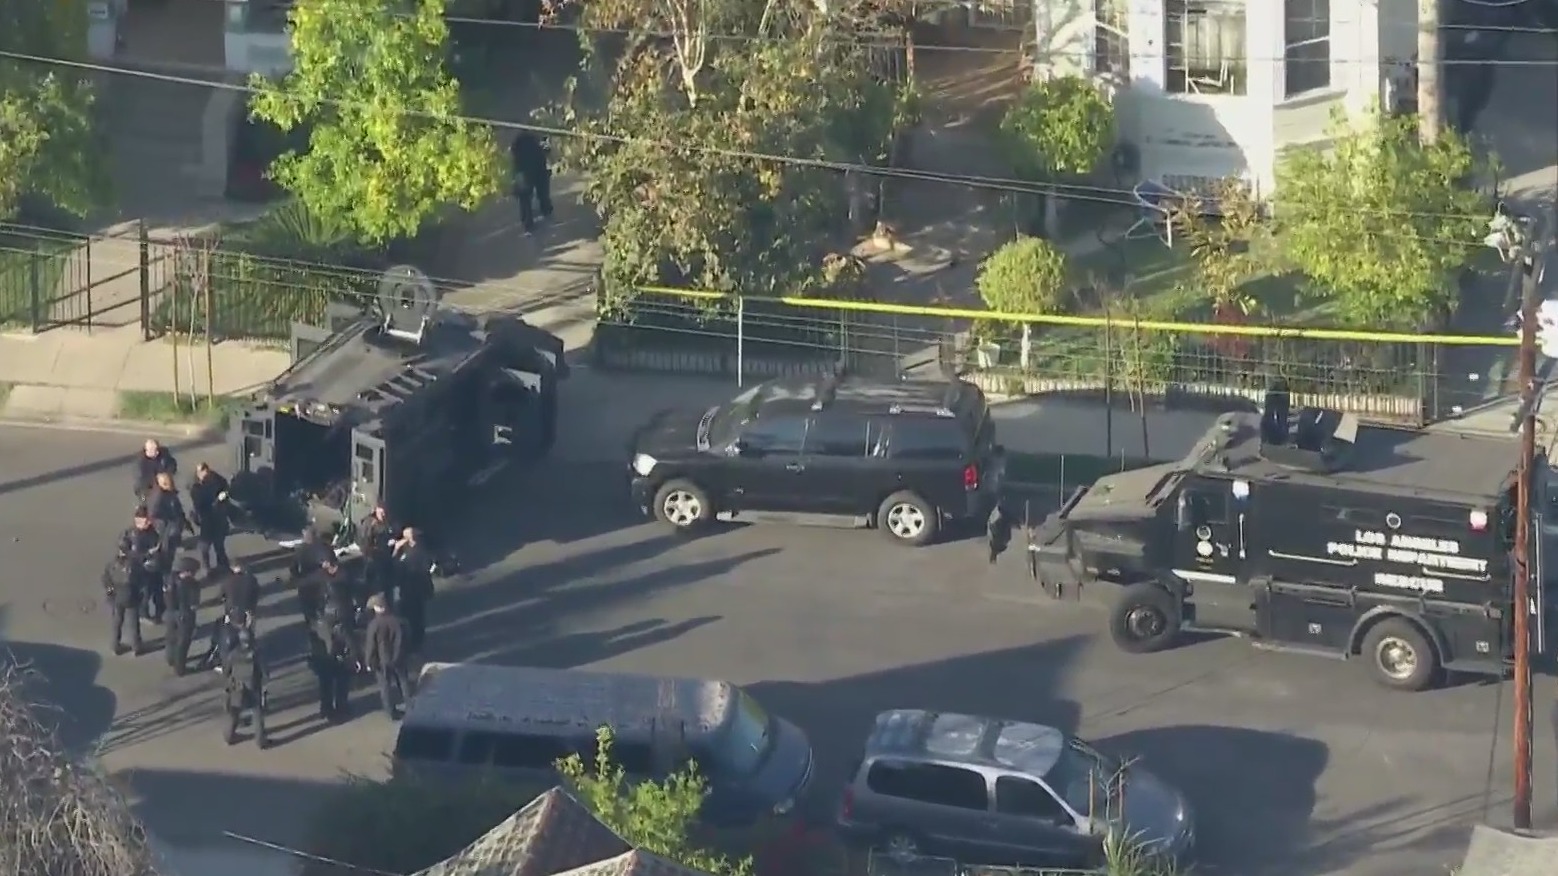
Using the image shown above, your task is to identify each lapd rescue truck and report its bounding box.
[1027,396,1552,691]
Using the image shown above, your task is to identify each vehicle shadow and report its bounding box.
[751,636,1089,824]
[1097,725,1326,875]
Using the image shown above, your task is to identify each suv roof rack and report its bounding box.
[888,403,957,418]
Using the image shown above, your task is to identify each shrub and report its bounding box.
[976,236,1071,317]
[998,75,1115,181]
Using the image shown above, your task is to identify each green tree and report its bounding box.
[1275,108,1489,329]
[975,236,1070,369]
[998,74,1114,237]
[249,0,504,244]
[549,0,897,302]
[0,0,108,219]
[558,727,753,876]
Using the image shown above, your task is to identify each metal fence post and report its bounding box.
[138,220,150,341]
[84,237,94,334]
[736,295,745,387]
[27,246,41,332]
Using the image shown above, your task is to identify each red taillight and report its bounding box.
[963,464,980,491]
[840,786,854,820]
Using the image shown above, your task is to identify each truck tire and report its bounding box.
[876,491,939,546]
[1361,618,1440,691]
[1109,583,1182,654]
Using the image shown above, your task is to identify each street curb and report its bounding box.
[0,413,222,440]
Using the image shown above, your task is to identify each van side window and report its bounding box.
[994,775,1068,820]
[865,759,988,811]
[395,727,455,762]
[612,740,655,777]
[492,733,575,770]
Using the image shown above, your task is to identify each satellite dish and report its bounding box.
[376,265,440,344]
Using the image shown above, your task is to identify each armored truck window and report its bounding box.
[1185,489,1227,524]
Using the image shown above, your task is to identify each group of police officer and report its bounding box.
[104,439,425,749]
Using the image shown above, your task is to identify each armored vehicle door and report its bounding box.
[1171,478,1252,625]
[483,367,543,456]
[231,407,278,505]
[348,429,387,532]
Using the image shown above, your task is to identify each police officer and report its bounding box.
[188,462,233,570]
[145,472,191,620]
[292,530,334,627]
[133,438,178,504]
[309,600,359,723]
[358,504,396,607]
[510,130,553,236]
[392,527,434,653]
[220,610,269,748]
[102,554,144,656]
[204,562,259,670]
[163,557,202,676]
[118,511,162,621]
[363,595,409,719]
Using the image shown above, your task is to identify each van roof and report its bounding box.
[406,663,735,735]
[866,709,1067,777]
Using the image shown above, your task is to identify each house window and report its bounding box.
[1094,0,1130,81]
[1165,0,1246,95]
[1284,0,1331,96]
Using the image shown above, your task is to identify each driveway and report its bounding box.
[0,371,1551,876]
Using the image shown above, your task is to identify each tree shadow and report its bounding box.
[1098,725,1326,874]
[0,638,118,754]
[750,637,1089,824]
[425,547,777,666]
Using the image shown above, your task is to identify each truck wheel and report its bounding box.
[1109,583,1182,654]
[652,480,712,534]
[877,491,939,546]
[1362,618,1439,691]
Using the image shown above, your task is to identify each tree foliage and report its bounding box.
[0,0,108,219]
[998,75,1115,180]
[976,236,1071,315]
[558,726,753,875]
[548,0,900,301]
[1169,178,1267,316]
[250,0,504,244]
[0,663,157,876]
[1275,109,1490,328]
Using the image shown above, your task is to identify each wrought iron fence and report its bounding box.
[598,287,1512,426]
[865,849,1093,876]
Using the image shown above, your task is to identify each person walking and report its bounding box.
[102,554,145,656]
[188,463,233,570]
[308,601,358,723]
[144,472,191,621]
[163,557,202,676]
[363,595,410,719]
[220,611,269,749]
[510,131,553,236]
[392,527,435,653]
[357,504,397,608]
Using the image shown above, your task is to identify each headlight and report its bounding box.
[631,453,657,477]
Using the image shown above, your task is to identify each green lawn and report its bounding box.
[116,391,240,428]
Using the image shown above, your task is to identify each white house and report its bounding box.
[1033,0,1426,196]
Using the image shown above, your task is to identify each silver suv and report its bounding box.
[834,710,1194,869]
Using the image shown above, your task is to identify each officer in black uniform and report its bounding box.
[292,529,334,627]
[308,600,359,723]
[163,557,202,676]
[118,511,162,621]
[219,561,261,617]
[188,462,233,570]
[133,438,178,504]
[357,504,396,608]
[392,527,435,653]
[144,472,191,622]
[220,611,269,748]
[102,554,144,656]
[363,595,409,719]
[509,131,553,235]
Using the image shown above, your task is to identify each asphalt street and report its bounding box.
[0,371,1555,876]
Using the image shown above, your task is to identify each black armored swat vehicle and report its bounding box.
[1027,388,1555,691]
[226,266,567,548]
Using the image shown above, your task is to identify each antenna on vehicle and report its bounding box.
[375,265,441,345]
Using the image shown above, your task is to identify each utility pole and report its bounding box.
[1489,204,1547,830]
[1418,0,1442,142]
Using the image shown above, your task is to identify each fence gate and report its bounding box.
[0,222,173,335]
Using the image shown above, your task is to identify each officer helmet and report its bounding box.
[175,557,201,575]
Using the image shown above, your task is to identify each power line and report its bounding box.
[0,48,1511,226]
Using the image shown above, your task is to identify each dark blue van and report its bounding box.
[392,663,814,826]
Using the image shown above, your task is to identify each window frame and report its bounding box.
[1093,0,1131,82]
[1163,0,1248,96]
[739,414,809,456]
[884,419,968,462]
[1282,0,1332,97]
[805,413,872,459]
